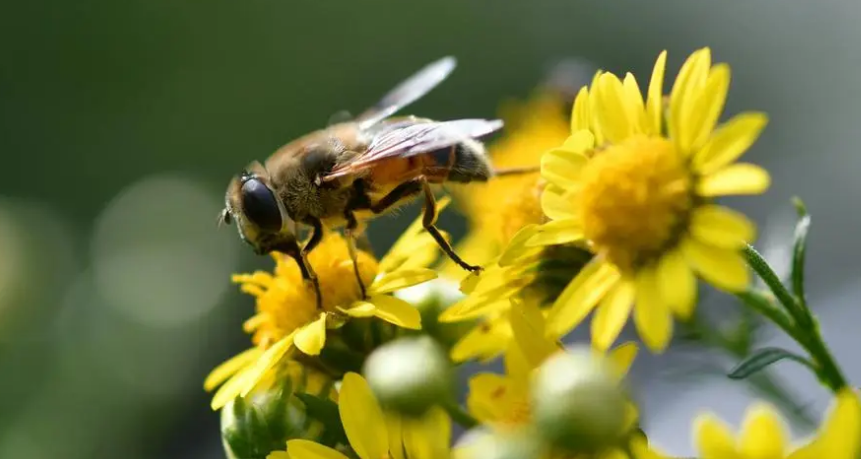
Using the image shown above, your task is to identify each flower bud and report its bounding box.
[362,335,453,417]
[530,346,628,453]
[395,278,472,348]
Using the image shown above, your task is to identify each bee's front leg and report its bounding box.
[343,211,368,299]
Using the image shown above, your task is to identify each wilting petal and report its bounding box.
[294,313,328,356]
[370,295,421,329]
[681,238,750,292]
[656,250,697,319]
[633,268,673,352]
[204,347,263,392]
[340,373,388,459]
[546,260,620,337]
[697,163,770,197]
[645,50,667,135]
[287,439,350,459]
[591,280,635,351]
[690,205,756,249]
[694,112,769,175]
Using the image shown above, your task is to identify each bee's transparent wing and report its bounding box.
[355,56,457,130]
[322,118,503,180]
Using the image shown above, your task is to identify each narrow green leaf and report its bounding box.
[728,347,816,380]
[790,197,812,327]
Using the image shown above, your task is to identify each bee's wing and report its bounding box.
[322,118,503,180]
[355,57,457,130]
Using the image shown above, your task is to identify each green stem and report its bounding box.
[741,245,848,392]
[442,399,478,429]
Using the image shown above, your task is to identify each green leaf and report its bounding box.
[728,347,816,380]
[791,197,812,327]
[295,393,349,447]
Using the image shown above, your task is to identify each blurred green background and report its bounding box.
[3,0,861,458]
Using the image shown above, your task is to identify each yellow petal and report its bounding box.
[681,238,750,292]
[693,414,739,459]
[439,297,511,323]
[509,298,558,368]
[466,373,511,422]
[687,64,730,151]
[694,112,769,175]
[211,366,255,411]
[739,404,788,459]
[343,301,376,318]
[239,334,295,398]
[588,70,606,145]
[204,347,263,392]
[591,280,634,351]
[690,205,756,249]
[386,414,405,459]
[294,313,328,356]
[571,86,591,132]
[339,373,388,459]
[656,250,697,319]
[697,163,771,197]
[645,50,668,135]
[546,260,620,338]
[450,319,512,363]
[380,197,450,273]
[403,407,451,459]
[792,389,861,459]
[561,129,596,153]
[595,73,636,143]
[369,295,421,329]
[633,268,673,352]
[629,434,669,459]
[287,439,350,459]
[607,342,639,377]
[527,219,584,247]
[541,184,578,221]
[622,72,646,131]
[541,146,587,189]
[267,451,293,459]
[370,268,437,295]
[498,224,540,266]
[669,48,712,151]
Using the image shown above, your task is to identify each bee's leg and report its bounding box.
[299,219,324,309]
[368,181,422,214]
[418,178,481,273]
[343,211,368,299]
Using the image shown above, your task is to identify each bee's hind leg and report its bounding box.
[343,211,368,299]
[418,177,481,273]
[295,219,324,309]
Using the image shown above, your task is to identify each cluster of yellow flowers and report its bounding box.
[206,49,861,459]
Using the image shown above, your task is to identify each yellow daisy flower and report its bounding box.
[444,91,570,273]
[274,372,453,459]
[531,48,770,352]
[691,389,861,459]
[204,205,448,410]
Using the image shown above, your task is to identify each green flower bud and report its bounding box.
[362,335,453,417]
[456,429,544,459]
[530,346,628,453]
[395,278,472,348]
[220,363,338,459]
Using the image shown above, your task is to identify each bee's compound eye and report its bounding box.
[240,178,282,231]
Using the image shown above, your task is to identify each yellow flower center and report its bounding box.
[497,176,547,245]
[237,233,378,348]
[577,136,693,271]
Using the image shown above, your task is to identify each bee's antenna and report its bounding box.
[492,165,540,177]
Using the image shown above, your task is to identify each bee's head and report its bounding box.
[222,161,298,255]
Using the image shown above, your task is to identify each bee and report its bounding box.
[221,57,526,303]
